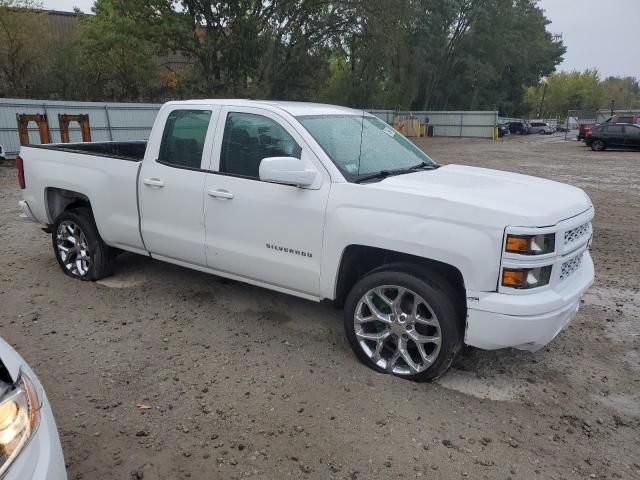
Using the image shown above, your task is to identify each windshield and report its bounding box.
[297,115,435,181]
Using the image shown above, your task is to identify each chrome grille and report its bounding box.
[564,222,591,246]
[560,254,583,281]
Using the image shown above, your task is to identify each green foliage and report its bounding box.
[523,70,640,117]
[4,0,635,116]
[599,76,640,110]
[0,0,48,97]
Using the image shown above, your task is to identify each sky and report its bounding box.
[41,0,640,80]
[538,0,640,79]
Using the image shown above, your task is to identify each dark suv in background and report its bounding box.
[590,124,640,151]
[508,121,530,135]
[584,113,640,145]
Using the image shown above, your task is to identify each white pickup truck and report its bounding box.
[16,100,594,381]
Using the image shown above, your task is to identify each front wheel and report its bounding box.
[52,208,116,281]
[591,139,606,151]
[343,268,463,381]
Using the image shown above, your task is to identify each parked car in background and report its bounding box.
[577,123,594,141]
[508,121,530,135]
[497,123,510,137]
[16,100,595,381]
[590,123,640,151]
[602,113,640,126]
[529,122,554,134]
[0,144,6,161]
[0,336,67,479]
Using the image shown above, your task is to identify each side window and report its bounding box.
[219,112,302,179]
[158,110,212,169]
[627,125,640,136]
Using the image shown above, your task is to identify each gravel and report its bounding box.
[0,133,638,479]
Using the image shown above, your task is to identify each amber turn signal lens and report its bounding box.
[502,269,527,288]
[505,233,555,255]
[505,235,530,253]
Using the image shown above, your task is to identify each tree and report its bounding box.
[524,70,602,117]
[599,76,640,110]
[76,0,178,100]
[0,0,48,97]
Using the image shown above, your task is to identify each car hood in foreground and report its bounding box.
[369,164,593,227]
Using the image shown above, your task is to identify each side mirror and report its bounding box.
[259,157,318,187]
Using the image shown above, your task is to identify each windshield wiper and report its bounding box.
[354,170,395,183]
[402,161,438,173]
[354,162,438,184]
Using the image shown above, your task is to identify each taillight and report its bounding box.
[16,155,25,189]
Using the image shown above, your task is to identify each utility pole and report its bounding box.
[538,80,548,119]
[610,99,615,116]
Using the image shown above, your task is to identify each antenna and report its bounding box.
[356,108,365,176]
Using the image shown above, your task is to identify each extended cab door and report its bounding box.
[139,105,220,266]
[203,107,330,297]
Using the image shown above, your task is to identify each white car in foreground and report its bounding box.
[0,337,66,479]
[17,100,594,381]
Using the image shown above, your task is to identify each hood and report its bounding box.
[369,164,592,227]
[0,337,24,383]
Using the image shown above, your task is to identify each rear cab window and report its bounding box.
[158,110,212,169]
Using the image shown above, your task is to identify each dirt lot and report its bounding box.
[0,134,639,480]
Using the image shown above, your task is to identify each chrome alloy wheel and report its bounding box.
[354,286,442,375]
[56,220,91,277]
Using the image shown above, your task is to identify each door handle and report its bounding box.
[207,189,234,200]
[143,178,165,188]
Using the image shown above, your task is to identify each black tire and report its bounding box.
[343,265,464,381]
[591,139,606,151]
[52,207,116,281]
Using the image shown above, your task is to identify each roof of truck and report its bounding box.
[164,99,366,117]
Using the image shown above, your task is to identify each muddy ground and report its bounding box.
[0,134,638,480]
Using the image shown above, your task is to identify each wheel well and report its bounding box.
[334,245,466,309]
[45,188,91,223]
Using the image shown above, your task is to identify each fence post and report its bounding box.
[459,112,464,137]
[105,105,114,141]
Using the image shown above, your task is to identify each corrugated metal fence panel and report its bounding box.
[369,109,497,138]
[0,98,161,157]
[1,100,498,158]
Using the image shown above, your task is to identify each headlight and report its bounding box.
[505,233,555,255]
[0,374,40,477]
[502,266,552,289]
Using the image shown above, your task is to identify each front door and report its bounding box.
[139,105,220,266]
[203,107,330,297]
[605,125,626,147]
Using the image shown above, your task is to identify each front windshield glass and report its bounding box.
[297,115,435,180]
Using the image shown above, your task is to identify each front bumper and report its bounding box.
[464,251,594,351]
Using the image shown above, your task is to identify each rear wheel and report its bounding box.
[591,139,606,151]
[344,267,463,381]
[52,208,116,281]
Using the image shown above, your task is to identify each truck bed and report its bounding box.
[27,141,147,161]
[19,143,146,253]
